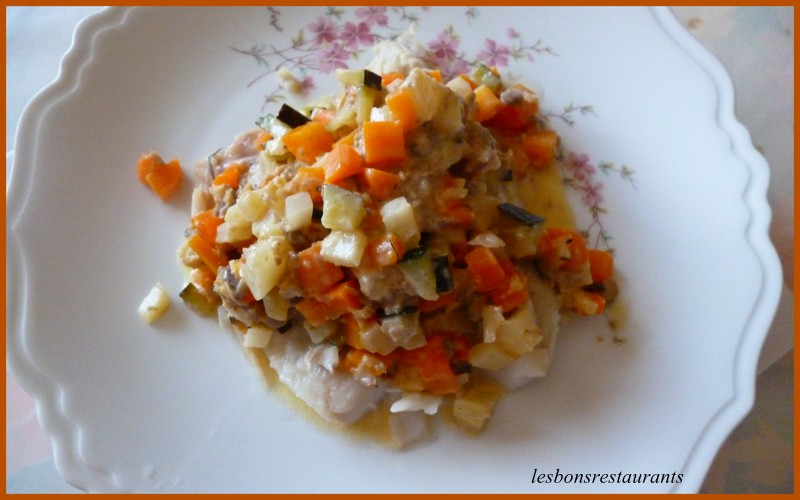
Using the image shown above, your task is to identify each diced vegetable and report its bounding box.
[283,191,314,231]
[138,282,170,324]
[497,202,545,227]
[282,121,334,164]
[137,152,182,201]
[380,197,420,249]
[464,246,507,293]
[243,325,274,348]
[381,71,404,87]
[191,209,224,245]
[468,342,514,370]
[536,228,589,273]
[296,280,362,326]
[588,249,614,283]
[361,168,399,200]
[320,230,368,267]
[567,289,606,315]
[276,103,311,128]
[473,84,502,123]
[366,233,403,267]
[356,86,380,124]
[213,162,246,188]
[363,120,406,166]
[385,89,418,130]
[471,64,502,93]
[295,242,345,296]
[295,165,325,204]
[323,142,364,184]
[521,130,558,169]
[399,334,466,395]
[452,376,506,433]
[321,183,366,231]
[240,236,290,300]
[398,247,439,301]
[432,255,454,293]
[179,282,218,317]
[187,233,228,273]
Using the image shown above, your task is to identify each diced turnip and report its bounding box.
[380,197,420,248]
[320,230,367,267]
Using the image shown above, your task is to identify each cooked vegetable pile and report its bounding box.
[175,61,617,445]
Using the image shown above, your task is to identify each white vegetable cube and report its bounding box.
[242,325,274,348]
[321,184,366,231]
[240,236,290,300]
[138,282,170,324]
[452,377,506,433]
[469,342,515,371]
[283,191,314,232]
[215,221,252,244]
[495,300,542,358]
[320,230,367,267]
[401,67,445,124]
[224,189,268,224]
[380,197,420,248]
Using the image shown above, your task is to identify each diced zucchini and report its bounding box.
[138,282,170,324]
[356,86,380,124]
[179,282,218,317]
[398,248,438,301]
[319,230,367,267]
[321,184,366,231]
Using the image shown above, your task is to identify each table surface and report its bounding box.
[6,6,794,494]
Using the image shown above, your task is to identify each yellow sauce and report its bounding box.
[517,163,576,230]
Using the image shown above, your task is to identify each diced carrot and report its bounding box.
[490,261,529,313]
[336,130,356,146]
[521,129,558,169]
[136,152,163,184]
[255,131,272,151]
[190,266,217,296]
[146,158,182,201]
[361,167,399,200]
[381,71,404,87]
[295,242,345,295]
[366,233,403,267]
[341,349,390,378]
[473,84,502,123]
[191,209,224,245]
[323,280,362,316]
[213,162,246,189]
[464,246,507,293]
[296,280,361,326]
[323,142,364,184]
[282,121,334,164]
[399,334,464,395]
[439,202,474,225]
[385,89,418,131]
[295,297,331,327]
[187,233,228,273]
[362,120,405,167]
[570,289,606,316]
[484,102,534,130]
[418,290,457,312]
[588,249,614,283]
[536,228,589,272]
[295,165,325,204]
[342,313,369,350]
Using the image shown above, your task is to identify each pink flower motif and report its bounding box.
[580,180,604,207]
[567,152,596,181]
[428,30,459,61]
[298,75,316,95]
[356,6,388,27]
[319,44,350,73]
[507,27,520,39]
[439,57,471,80]
[477,38,511,67]
[340,21,375,48]
[309,16,337,45]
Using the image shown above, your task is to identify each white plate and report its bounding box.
[7,6,782,493]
